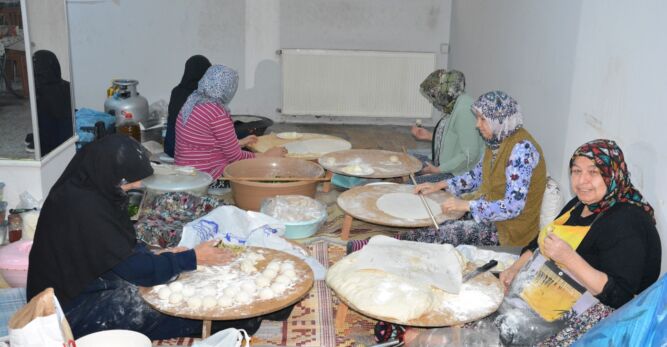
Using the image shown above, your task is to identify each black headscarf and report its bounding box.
[27,135,154,305]
[33,50,73,155]
[164,55,211,157]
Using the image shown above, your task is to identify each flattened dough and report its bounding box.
[285,139,351,155]
[376,193,441,220]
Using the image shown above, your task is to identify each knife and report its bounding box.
[462,259,498,282]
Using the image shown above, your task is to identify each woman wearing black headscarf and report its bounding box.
[26,135,264,339]
[164,55,211,158]
[32,50,74,156]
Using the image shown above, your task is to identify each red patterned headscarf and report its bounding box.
[570,139,655,223]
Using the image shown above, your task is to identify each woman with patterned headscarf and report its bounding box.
[175,65,285,180]
[491,139,661,346]
[411,70,484,183]
[347,91,546,253]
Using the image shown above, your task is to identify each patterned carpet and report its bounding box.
[153,242,378,347]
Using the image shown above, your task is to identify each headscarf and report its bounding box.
[27,135,154,305]
[570,139,655,222]
[165,55,211,157]
[472,91,523,149]
[420,70,466,165]
[33,50,73,155]
[419,69,466,114]
[180,64,238,125]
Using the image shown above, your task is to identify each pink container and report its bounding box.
[0,240,32,287]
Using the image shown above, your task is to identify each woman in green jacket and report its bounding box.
[411,70,484,183]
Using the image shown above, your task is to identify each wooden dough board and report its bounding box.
[248,133,349,160]
[337,184,464,227]
[333,263,504,327]
[318,149,422,178]
[139,247,314,321]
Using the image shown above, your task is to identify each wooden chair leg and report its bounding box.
[322,170,333,193]
[341,214,353,240]
[335,301,349,331]
[202,319,212,338]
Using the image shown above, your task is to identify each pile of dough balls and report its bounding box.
[152,258,299,311]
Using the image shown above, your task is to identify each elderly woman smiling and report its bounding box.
[493,139,662,346]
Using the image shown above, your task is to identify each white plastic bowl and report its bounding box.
[76,330,151,347]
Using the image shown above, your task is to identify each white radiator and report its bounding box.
[281,49,436,118]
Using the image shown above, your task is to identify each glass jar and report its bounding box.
[0,220,7,245]
[8,213,22,243]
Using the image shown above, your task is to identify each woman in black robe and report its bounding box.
[164,55,211,158]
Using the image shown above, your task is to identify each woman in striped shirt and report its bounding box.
[175,65,285,179]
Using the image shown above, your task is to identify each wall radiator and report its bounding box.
[281,49,436,118]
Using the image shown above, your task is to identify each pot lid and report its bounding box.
[0,240,33,270]
[142,165,213,192]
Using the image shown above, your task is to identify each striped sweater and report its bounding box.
[175,102,254,179]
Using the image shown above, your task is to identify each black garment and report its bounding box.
[165,55,211,157]
[33,50,73,156]
[27,135,153,306]
[523,197,661,309]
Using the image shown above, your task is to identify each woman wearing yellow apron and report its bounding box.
[493,139,661,346]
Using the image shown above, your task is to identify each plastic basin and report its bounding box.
[76,329,151,347]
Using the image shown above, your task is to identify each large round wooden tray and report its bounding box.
[318,149,422,178]
[337,184,464,227]
[332,263,504,327]
[139,247,314,321]
[248,133,349,160]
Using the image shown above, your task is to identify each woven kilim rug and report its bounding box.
[153,242,378,347]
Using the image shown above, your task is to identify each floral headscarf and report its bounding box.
[419,69,466,115]
[570,139,655,223]
[472,91,523,149]
[180,65,239,125]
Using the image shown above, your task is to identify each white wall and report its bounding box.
[450,0,667,272]
[67,0,452,125]
[25,0,71,80]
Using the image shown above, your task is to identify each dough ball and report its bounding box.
[157,286,172,300]
[343,165,363,174]
[169,292,184,304]
[259,288,274,300]
[240,281,257,294]
[168,281,183,292]
[389,155,400,163]
[279,261,295,273]
[274,275,291,285]
[283,269,297,280]
[202,296,217,309]
[266,261,281,272]
[201,286,217,297]
[324,157,336,166]
[186,297,202,310]
[234,292,252,305]
[181,285,196,298]
[255,276,271,288]
[263,268,278,279]
[223,285,240,297]
[270,282,287,293]
[240,260,257,274]
[218,296,233,308]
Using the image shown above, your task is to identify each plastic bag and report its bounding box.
[146,99,168,129]
[573,274,667,347]
[74,108,115,148]
[15,192,40,210]
[193,328,249,347]
[178,205,285,249]
[8,288,75,347]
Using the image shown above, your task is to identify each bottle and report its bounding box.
[8,212,22,243]
[117,111,141,142]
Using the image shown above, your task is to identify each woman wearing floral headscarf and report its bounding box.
[406,90,546,246]
[175,65,285,180]
[347,91,546,253]
[411,70,484,183]
[491,139,661,346]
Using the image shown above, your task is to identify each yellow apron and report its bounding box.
[519,206,598,322]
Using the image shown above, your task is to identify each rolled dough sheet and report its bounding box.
[376,192,441,220]
[285,139,351,155]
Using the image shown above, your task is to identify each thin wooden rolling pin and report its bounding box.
[402,146,440,230]
[218,176,330,182]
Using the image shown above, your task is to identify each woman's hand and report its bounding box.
[499,250,532,294]
[420,162,440,174]
[411,126,433,141]
[541,232,575,266]
[238,135,258,147]
[194,240,237,266]
[258,146,287,157]
[414,181,447,195]
[440,197,470,214]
